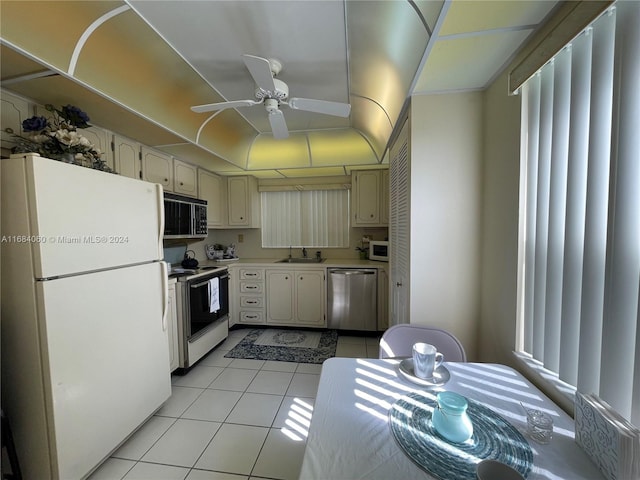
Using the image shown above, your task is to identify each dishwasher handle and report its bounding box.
[329,269,377,275]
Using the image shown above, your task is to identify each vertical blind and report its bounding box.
[261,190,350,248]
[519,1,639,424]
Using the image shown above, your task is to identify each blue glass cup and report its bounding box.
[431,391,474,443]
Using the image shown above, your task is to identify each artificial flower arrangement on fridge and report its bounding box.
[4,104,116,173]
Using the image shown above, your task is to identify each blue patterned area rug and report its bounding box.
[225,328,338,364]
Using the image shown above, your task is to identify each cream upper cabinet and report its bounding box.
[141,146,173,191]
[265,268,325,327]
[81,126,114,171]
[227,175,260,228]
[0,90,30,156]
[198,168,226,227]
[174,159,197,197]
[112,134,141,179]
[352,169,389,227]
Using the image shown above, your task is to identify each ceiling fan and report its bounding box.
[190,54,351,139]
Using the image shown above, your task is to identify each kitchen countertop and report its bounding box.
[197,258,388,268]
[165,259,387,280]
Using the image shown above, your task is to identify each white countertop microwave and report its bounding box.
[369,241,389,262]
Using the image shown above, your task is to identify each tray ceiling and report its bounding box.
[0,1,557,177]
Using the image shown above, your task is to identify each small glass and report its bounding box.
[526,409,553,444]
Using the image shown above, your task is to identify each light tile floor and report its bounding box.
[89,328,380,480]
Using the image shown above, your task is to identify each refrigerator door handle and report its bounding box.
[157,184,165,257]
[160,261,168,332]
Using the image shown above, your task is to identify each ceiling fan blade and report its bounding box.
[268,109,289,139]
[242,54,276,93]
[287,97,351,117]
[191,99,259,113]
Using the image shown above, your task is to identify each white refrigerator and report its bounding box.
[1,153,171,479]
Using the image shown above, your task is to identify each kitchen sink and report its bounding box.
[277,258,325,263]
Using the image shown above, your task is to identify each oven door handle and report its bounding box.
[190,274,229,289]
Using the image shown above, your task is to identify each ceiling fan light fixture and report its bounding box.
[254,78,289,101]
[264,98,279,113]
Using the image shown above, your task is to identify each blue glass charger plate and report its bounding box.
[389,392,533,480]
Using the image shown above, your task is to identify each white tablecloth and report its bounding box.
[299,358,604,480]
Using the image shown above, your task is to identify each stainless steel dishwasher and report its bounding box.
[327,268,378,331]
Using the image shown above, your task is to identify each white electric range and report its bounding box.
[170,265,230,372]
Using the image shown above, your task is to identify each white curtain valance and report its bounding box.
[509,1,613,94]
[258,175,351,192]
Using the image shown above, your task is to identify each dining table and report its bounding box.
[298,357,604,480]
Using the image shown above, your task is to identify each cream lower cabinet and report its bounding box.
[237,268,266,325]
[265,268,325,327]
[167,281,179,372]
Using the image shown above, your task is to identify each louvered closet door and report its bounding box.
[390,119,410,326]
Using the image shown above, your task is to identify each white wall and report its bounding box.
[409,92,483,360]
[478,71,522,366]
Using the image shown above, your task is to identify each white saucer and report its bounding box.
[398,359,450,387]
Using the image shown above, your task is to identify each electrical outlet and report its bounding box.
[238,234,244,243]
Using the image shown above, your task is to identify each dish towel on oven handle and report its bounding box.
[208,277,220,313]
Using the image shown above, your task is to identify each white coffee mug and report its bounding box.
[412,343,444,379]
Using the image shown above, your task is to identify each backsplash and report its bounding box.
[183,227,388,262]
[163,245,187,265]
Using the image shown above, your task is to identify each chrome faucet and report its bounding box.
[302,247,307,258]
[289,246,292,259]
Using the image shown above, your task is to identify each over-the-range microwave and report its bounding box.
[163,192,208,239]
[369,240,389,262]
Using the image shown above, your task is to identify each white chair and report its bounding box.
[379,324,467,362]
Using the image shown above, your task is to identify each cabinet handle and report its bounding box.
[396,282,403,287]
[246,285,257,290]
